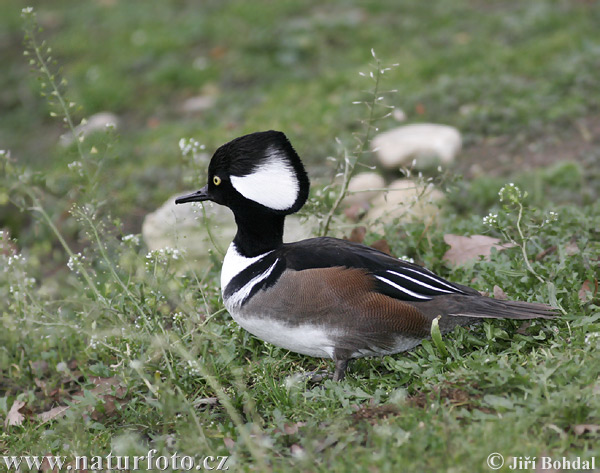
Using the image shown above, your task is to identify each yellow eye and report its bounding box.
[213,176,222,186]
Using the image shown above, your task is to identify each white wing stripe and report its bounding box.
[374,275,432,300]
[395,267,465,293]
[386,270,454,294]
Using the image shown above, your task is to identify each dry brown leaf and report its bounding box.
[578,279,598,302]
[443,234,515,266]
[536,245,557,261]
[579,280,593,302]
[573,424,600,435]
[4,400,27,427]
[347,226,367,243]
[193,397,219,409]
[37,405,70,424]
[91,395,121,421]
[89,376,127,398]
[62,376,129,422]
[371,239,391,255]
[344,204,368,222]
[290,444,304,457]
[493,285,508,300]
[516,321,532,335]
[34,378,47,390]
[223,437,235,450]
[564,239,580,256]
[30,360,49,377]
[209,45,227,59]
[283,422,306,435]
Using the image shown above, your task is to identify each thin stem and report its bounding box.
[516,201,545,283]
[321,58,383,236]
[170,343,268,468]
[201,204,226,256]
[25,190,102,301]
[77,209,148,321]
[25,21,86,163]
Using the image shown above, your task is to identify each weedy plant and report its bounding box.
[2,6,599,472]
[315,49,398,237]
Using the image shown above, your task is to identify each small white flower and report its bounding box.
[483,213,498,226]
[185,360,201,376]
[498,182,522,203]
[585,332,600,345]
[544,211,559,225]
[67,253,84,272]
[122,233,140,246]
[22,7,34,14]
[178,137,204,159]
[7,254,23,267]
[145,247,184,264]
[67,160,84,176]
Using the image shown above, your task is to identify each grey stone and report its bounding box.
[343,172,385,207]
[180,95,216,114]
[366,179,445,231]
[59,112,120,147]
[372,124,462,169]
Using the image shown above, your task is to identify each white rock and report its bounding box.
[142,194,317,262]
[59,112,120,147]
[366,179,445,230]
[392,108,407,122]
[181,95,216,114]
[343,172,385,207]
[372,124,461,169]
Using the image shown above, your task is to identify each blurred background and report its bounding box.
[1,0,599,241]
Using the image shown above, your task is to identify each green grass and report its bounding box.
[2,1,600,471]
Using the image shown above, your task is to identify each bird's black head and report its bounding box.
[176,131,310,216]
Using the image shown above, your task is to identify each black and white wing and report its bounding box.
[280,237,478,302]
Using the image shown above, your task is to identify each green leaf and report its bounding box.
[431,316,449,358]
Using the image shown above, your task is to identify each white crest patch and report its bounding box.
[230,147,299,210]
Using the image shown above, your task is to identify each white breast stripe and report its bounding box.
[374,275,432,300]
[399,267,465,293]
[386,270,453,294]
[230,147,299,210]
[221,244,273,291]
[226,260,279,307]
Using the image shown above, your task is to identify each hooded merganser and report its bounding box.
[176,130,556,381]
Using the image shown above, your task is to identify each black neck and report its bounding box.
[232,210,285,257]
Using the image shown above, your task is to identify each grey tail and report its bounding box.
[449,298,558,320]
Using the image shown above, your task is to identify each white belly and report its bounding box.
[225,303,336,359]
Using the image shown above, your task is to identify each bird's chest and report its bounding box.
[220,244,337,358]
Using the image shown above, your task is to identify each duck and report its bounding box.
[175,130,556,381]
